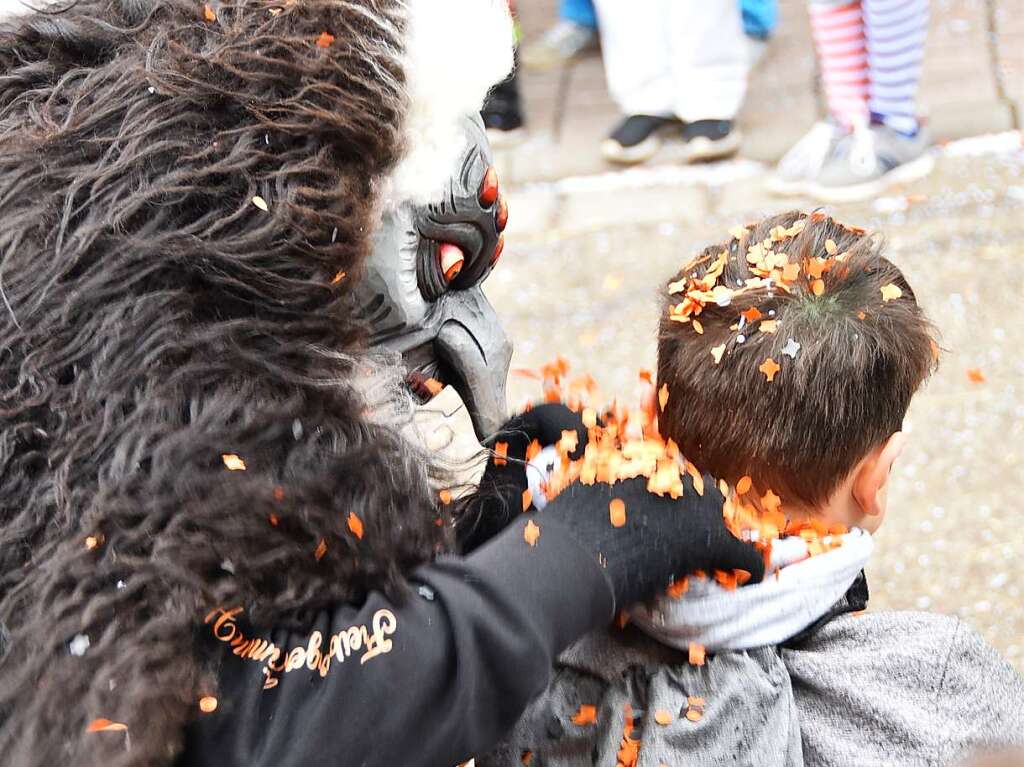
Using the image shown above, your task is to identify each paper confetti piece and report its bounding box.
[524,520,541,546]
[824,239,838,256]
[202,3,216,21]
[666,577,689,599]
[805,258,828,279]
[521,751,534,765]
[688,642,706,666]
[330,270,347,285]
[439,488,452,505]
[710,344,726,364]
[199,696,218,713]
[494,441,509,466]
[316,31,335,47]
[522,490,532,512]
[759,319,778,334]
[314,538,327,561]
[857,311,867,320]
[87,718,128,733]
[782,262,800,281]
[571,704,598,725]
[273,486,285,502]
[880,283,902,302]
[761,490,782,514]
[758,357,781,382]
[741,306,763,322]
[736,475,752,494]
[658,384,669,412]
[692,319,704,335]
[930,338,940,362]
[347,512,364,540]
[811,279,825,296]
[781,338,801,359]
[966,368,986,384]
[222,453,246,471]
[424,378,443,396]
[85,534,103,550]
[654,709,673,726]
[251,195,269,211]
[609,498,627,528]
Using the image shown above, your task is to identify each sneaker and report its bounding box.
[520,20,599,71]
[481,70,525,148]
[809,122,934,203]
[765,120,846,197]
[667,119,743,163]
[601,114,683,164]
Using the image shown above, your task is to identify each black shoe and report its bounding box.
[481,69,525,147]
[674,119,742,162]
[601,114,681,164]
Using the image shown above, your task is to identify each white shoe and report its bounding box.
[765,120,846,197]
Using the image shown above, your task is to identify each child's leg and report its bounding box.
[809,0,869,128]
[863,0,929,135]
[560,0,598,29]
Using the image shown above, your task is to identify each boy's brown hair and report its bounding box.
[657,211,937,508]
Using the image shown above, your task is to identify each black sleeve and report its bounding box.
[179,516,615,767]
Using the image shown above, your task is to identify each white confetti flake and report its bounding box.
[251,195,269,211]
[782,338,801,359]
[69,634,91,656]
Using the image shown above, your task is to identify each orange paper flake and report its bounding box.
[202,3,216,21]
[494,441,509,466]
[571,704,597,725]
[666,577,689,599]
[811,279,825,297]
[424,378,444,396]
[347,512,364,540]
[316,31,335,47]
[522,489,533,512]
[609,498,627,528]
[439,489,453,505]
[688,642,706,666]
[87,718,127,733]
[736,475,752,494]
[199,696,218,713]
[741,307,763,322]
[654,709,673,726]
[524,520,541,546]
[966,368,986,384]
[525,439,542,461]
[758,357,781,382]
[222,453,246,471]
[314,538,328,561]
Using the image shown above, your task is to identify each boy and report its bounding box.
[480,211,1024,766]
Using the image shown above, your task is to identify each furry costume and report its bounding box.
[0,0,513,764]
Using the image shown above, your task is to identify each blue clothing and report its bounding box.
[560,0,597,29]
[742,0,777,39]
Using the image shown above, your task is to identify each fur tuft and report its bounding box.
[386,0,514,206]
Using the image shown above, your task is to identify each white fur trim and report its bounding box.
[384,0,514,207]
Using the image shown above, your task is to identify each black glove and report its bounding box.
[456,403,588,554]
[543,474,765,610]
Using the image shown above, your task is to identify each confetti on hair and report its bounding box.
[880,283,902,302]
[202,3,216,21]
[710,344,726,364]
[571,704,597,726]
[761,490,782,514]
[741,307,763,323]
[692,319,704,335]
[666,577,689,599]
[199,696,218,713]
[521,751,534,765]
[758,357,781,382]
[221,453,246,471]
[557,430,578,454]
[930,339,941,362]
[439,488,452,505]
[759,319,779,334]
[688,642,706,666]
[85,534,104,550]
[330,270,347,285]
[811,279,825,297]
[314,538,327,561]
[654,709,673,726]
[736,476,752,494]
[857,311,867,320]
[251,195,269,211]
[316,31,335,47]
[609,498,627,528]
[658,384,670,412]
[493,441,509,466]
[729,225,748,239]
[273,486,285,502]
[524,520,541,546]
[781,338,801,359]
[347,512,364,540]
[824,239,838,256]
[966,368,986,384]
[87,718,128,733]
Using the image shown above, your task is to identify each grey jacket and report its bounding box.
[479,611,1024,767]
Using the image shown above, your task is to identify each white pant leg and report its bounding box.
[593,0,675,117]
[668,0,750,121]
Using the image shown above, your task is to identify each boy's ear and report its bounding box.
[852,432,907,518]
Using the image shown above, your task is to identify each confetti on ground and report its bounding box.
[684,696,706,722]
[87,718,127,733]
[688,642,705,666]
[273,486,285,502]
[758,357,781,382]
[314,538,327,561]
[654,709,673,726]
[880,283,903,302]
[967,368,986,384]
[316,31,335,47]
[251,195,269,211]
[222,454,246,471]
[494,441,509,466]
[199,696,218,713]
[347,512,364,540]
[524,520,541,546]
[857,311,867,320]
[609,498,627,528]
[571,704,597,725]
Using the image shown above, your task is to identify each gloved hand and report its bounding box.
[457,403,588,553]
[543,474,765,610]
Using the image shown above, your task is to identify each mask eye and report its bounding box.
[439,243,465,283]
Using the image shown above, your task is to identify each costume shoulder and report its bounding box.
[785,611,1024,766]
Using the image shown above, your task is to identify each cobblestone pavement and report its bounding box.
[486,141,1024,671]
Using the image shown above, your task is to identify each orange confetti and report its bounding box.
[880,283,902,302]
[806,258,828,279]
[685,696,706,722]
[654,709,673,726]
[857,311,867,320]
[609,498,627,528]
[929,338,940,362]
[525,439,542,461]
[522,489,532,512]
[521,751,534,765]
[347,512,364,540]
[202,3,216,21]
[571,704,598,725]
[658,384,669,412]
[268,513,279,527]
[199,696,218,713]
[273,486,285,502]
[710,344,726,364]
[582,407,598,428]
[811,279,825,296]
[688,642,706,666]
[330,270,347,285]
[966,368,986,384]
[222,453,246,471]
[316,31,335,47]
[759,319,778,334]
[557,430,579,454]
[741,306,763,322]
[87,718,127,733]
[314,538,328,561]
[758,357,781,382]
[639,370,654,384]
[692,319,704,335]
[524,519,541,546]
[85,534,104,550]
[666,577,689,599]
[761,489,782,514]
[824,239,838,256]
[493,441,509,466]
[439,488,453,505]
[424,378,443,396]
[736,475,752,494]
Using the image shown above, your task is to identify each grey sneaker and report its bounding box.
[810,123,934,203]
[520,20,599,71]
[765,120,846,197]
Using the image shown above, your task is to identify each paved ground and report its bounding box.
[486,135,1024,671]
